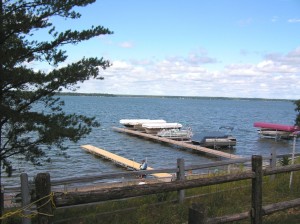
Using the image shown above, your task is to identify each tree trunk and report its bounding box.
[0,0,3,219]
[0,0,4,218]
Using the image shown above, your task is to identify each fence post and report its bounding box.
[188,203,207,224]
[177,158,185,203]
[0,186,4,221]
[21,173,31,224]
[269,149,276,180]
[35,173,53,224]
[251,155,262,224]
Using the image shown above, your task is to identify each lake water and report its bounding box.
[3,96,299,186]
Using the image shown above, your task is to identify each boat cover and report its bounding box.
[142,123,182,129]
[120,119,150,124]
[253,122,300,132]
[192,131,231,143]
[129,119,166,125]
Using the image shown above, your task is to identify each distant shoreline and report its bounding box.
[56,92,294,102]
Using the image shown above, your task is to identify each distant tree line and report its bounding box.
[56,92,294,102]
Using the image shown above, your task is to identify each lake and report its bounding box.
[3,96,299,186]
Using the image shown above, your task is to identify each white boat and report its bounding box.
[119,119,167,130]
[142,123,182,134]
[119,119,150,128]
[157,128,193,140]
[130,119,166,130]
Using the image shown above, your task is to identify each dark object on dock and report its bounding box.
[191,131,237,149]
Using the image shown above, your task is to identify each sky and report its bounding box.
[35,0,300,99]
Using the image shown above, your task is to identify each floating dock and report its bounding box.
[112,127,240,159]
[81,145,173,180]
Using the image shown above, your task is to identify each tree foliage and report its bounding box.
[0,0,113,176]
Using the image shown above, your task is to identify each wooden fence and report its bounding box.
[2,152,300,224]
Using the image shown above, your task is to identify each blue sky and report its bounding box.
[34,0,300,99]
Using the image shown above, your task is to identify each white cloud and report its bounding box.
[119,41,134,48]
[257,60,273,68]
[77,48,300,99]
[288,18,300,23]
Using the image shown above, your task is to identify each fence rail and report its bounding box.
[3,152,300,191]
[2,153,300,224]
[195,198,300,224]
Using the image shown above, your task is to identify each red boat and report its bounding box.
[254,122,300,140]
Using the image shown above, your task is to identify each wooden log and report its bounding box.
[54,171,254,207]
[206,198,300,223]
[251,155,262,224]
[35,173,53,224]
[263,198,300,215]
[51,168,177,186]
[207,211,250,223]
[187,158,250,171]
[264,164,300,175]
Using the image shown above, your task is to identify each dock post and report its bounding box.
[21,173,31,224]
[177,158,185,203]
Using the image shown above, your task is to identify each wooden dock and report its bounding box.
[112,127,240,159]
[81,145,173,180]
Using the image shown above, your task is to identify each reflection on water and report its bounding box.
[2,96,299,186]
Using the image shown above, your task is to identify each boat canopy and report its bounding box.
[128,119,166,125]
[142,123,182,129]
[192,132,232,143]
[120,119,150,125]
[253,122,300,132]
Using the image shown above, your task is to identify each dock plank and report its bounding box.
[81,145,173,180]
[112,127,240,159]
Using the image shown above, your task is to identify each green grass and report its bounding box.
[49,171,300,224]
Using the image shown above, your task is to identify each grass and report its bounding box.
[3,164,300,223]
[50,170,300,224]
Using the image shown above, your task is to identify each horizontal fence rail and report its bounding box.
[54,171,255,207]
[206,198,300,224]
[54,157,300,224]
[3,153,299,191]
[2,153,300,224]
